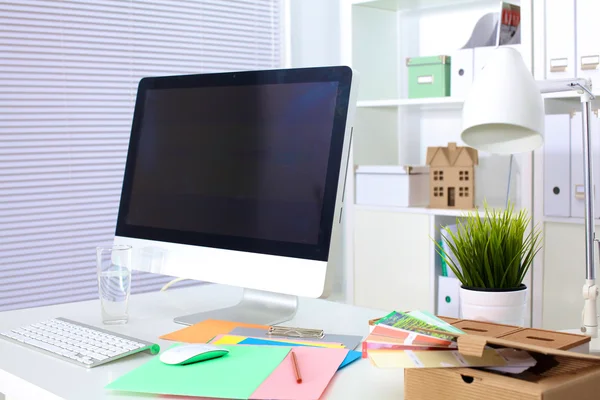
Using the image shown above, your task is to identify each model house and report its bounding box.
[426,142,479,209]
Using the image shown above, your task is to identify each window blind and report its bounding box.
[0,0,282,312]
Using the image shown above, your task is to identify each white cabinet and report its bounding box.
[545,0,576,79]
[354,210,431,311]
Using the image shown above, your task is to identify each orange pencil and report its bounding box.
[291,350,302,384]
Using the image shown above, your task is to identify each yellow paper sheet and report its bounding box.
[211,334,345,348]
[369,349,508,369]
[159,319,268,343]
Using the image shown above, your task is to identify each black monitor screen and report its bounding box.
[116,67,353,261]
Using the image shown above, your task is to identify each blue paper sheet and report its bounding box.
[239,337,361,369]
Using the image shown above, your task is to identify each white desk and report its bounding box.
[0,285,404,400]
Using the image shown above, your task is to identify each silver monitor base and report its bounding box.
[174,289,298,326]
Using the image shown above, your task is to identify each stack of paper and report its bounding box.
[106,319,364,400]
[366,311,537,371]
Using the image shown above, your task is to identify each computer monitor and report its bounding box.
[114,66,358,325]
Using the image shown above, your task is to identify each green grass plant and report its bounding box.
[435,202,542,290]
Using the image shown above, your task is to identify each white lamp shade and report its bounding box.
[461,47,545,154]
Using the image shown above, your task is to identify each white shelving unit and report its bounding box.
[340,0,533,320]
[351,0,489,12]
[357,97,465,108]
[355,204,485,217]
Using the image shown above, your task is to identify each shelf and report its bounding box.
[356,97,464,108]
[543,216,600,225]
[352,0,486,12]
[354,204,482,217]
[355,91,598,108]
[542,90,600,100]
[542,91,582,100]
[542,91,600,113]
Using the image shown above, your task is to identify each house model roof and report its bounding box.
[426,142,479,167]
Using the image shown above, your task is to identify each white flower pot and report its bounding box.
[459,285,528,326]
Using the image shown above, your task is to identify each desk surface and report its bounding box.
[0,284,404,400]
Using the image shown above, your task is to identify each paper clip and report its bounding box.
[267,325,325,339]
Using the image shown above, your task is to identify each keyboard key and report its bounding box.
[89,353,107,361]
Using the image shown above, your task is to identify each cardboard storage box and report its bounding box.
[406,55,451,98]
[355,165,429,208]
[404,334,600,400]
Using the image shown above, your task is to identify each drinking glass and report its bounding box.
[96,245,132,324]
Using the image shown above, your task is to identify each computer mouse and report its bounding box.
[159,344,229,365]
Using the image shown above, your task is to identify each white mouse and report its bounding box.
[159,344,229,365]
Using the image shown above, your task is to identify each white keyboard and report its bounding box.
[0,317,160,368]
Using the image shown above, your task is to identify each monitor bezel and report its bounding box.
[115,66,353,262]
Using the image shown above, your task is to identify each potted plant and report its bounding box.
[436,202,542,326]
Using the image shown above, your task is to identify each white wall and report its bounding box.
[289,0,342,67]
[288,0,347,300]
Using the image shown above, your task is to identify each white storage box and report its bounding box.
[438,276,461,318]
[450,48,474,98]
[355,165,429,207]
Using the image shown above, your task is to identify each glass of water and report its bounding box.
[96,245,132,324]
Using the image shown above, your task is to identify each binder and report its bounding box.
[570,112,600,218]
[576,0,600,85]
[545,0,576,79]
[543,114,571,217]
[437,276,460,318]
[450,48,474,98]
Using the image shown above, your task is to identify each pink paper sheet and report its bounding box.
[251,346,348,400]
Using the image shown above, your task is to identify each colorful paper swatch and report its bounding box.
[229,326,363,350]
[105,344,289,398]
[370,325,456,347]
[159,319,268,343]
[238,336,361,369]
[376,311,458,341]
[251,347,348,400]
[368,348,508,369]
[407,310,464,335]
[210,334,344,348]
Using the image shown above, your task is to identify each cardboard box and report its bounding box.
[405,334,600,400]
[367,314,596,399]
[355,165,429,208]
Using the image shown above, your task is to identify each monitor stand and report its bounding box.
[173,289,298,326]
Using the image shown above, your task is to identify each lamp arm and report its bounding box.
[571,82,595,100]
[537,78,593,96]
[580,94,598,337]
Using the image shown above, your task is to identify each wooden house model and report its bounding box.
[425,142,479,209]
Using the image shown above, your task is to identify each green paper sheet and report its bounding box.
[105,344,290,399]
